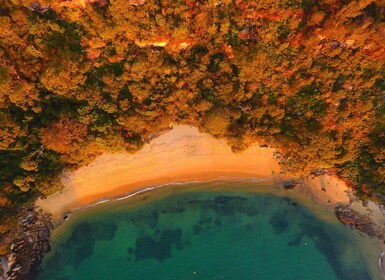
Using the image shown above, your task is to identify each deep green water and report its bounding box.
[36,184,380,280]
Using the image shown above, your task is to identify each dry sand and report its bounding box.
[36,125,350,221]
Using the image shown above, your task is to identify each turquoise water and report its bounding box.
[36,185,379,280]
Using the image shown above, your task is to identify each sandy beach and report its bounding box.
[36,125,351,221]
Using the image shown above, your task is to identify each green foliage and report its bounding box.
[277,23,291,41]
[0,66,9,83]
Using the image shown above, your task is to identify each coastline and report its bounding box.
[40,179,385,280]
[36,125,350,222]
[29,125,385,279]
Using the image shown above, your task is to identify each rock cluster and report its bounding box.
[335,205,385,239]
[6,208,53,280]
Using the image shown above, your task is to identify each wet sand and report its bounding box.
[36,125,350,221]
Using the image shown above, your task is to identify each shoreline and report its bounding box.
[41,178,385,280]
[47,176,346,231]
[380,253,385,280]
[30,125,385,279]
[70,177,272,211]
[36,125,351,222]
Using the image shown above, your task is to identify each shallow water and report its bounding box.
[36,183,382,280]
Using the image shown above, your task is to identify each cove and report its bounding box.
[35,182,382,280]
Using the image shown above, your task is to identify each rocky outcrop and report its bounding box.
[283,181,303,189]
[1,257,7,280]
[6,208,53,280]
[335,205,385,239]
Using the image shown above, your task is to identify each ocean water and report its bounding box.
[36,183,381,280]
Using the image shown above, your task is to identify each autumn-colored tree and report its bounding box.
[41,115,88,154]
[0,0,385,256]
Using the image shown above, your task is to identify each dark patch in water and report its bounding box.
[214,218,222,226]
[210,204,237,216]
[214,195,246,204]
[289,201,298,207]
[70,223,92,242]
[161,203,185,214]
[192,225,202,235]
[288,234,303,247]
[93,222,118,240]
[300,219,371,280]
[199,217,213,226]
[49,221,119,268]
[134,229,183,261]
[245,223,254,230]
[135,236,166,261]
[66,223,96,267]
[37,192,374,280]
[283,197,298,207]
[208,195,259,217]
[269,212,289,234]
[130,211,159,229]
[39,251,63,272]
[194,217,214,234]
[47,276,69,280]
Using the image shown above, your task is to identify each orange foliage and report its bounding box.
[41,116,88,154]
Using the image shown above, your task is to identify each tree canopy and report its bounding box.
[1,0,385,250]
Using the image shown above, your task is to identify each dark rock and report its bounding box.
[28,1,50,13]
[283,181,302,189]
[310,169,332,177]
[6,207,53,280]
[335,205,385,239]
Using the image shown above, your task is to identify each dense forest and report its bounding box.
[0,0,384,253]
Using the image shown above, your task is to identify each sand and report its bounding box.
[36,125,350,221]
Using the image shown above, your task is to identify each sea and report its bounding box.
[35,181,383,280]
